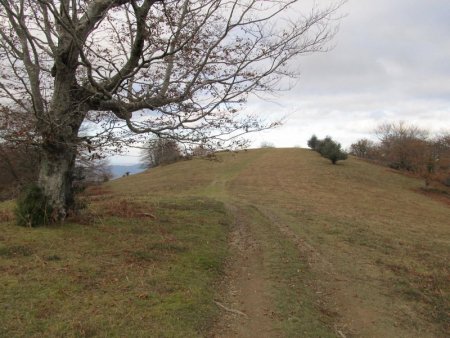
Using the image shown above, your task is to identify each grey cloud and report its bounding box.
[259,0,450,147]
[112,0,450,163]
[295,0,450,96]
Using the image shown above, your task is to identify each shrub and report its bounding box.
[310,135,348,164]
[307,135,319,150]
[314,136,332,154]
[319,139,348,164]
[15,184,52,227]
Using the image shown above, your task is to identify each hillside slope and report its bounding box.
[112,148,450,337]
[1,148,449,337]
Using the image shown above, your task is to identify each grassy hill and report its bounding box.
[0,148,449,337]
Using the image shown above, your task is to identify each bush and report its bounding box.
[319,138,348,164]
[307,135,319,150]
[15,184,52,227]
[192,145,212,157]
[310,135,348,164]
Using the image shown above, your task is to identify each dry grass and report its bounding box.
[416,187,450,206]
[226,149,450,336]
[0,209,13,222]
[94,199,156,219]
[0,148,448,337]
[82,185,112,197]
[113,148,449,336]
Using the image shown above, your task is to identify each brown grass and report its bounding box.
[224,148,450,336]
[0,209,13,222]
[94,199,156,219]
[82,185,113,197]
[415,187,450,206]
[1,148,448,337]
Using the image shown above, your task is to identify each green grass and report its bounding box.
[0,195,230,337]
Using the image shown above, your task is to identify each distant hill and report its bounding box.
[108,164,144,178]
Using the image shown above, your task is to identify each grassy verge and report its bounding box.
[0,194,230,337]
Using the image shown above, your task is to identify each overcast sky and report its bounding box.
[112,0,450,164]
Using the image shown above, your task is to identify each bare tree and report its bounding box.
[375,121,429,171]
[141,137,181,168]
[427,133,450,186]
[349,138,376,159]
[0,0,342,221]
[191,143,214,157]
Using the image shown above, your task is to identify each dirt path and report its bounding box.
[211,201,435,338]
[211,205,281,338]
[209,149,449,337]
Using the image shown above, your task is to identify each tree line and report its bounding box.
[350,122,450,187]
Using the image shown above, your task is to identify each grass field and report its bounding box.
[0,192,230,336]
[0,148,449,337]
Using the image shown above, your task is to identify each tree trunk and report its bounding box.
[38,134,78,222]
[35,55,86,222]
[36,86,84,222]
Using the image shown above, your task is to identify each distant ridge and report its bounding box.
[108,164,144,178]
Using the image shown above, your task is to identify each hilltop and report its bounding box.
[0,148,449,337]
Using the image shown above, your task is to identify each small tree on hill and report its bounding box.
[312,136,347,164]
[314,136,332,154]
[307,135,319,150]
[425,133,450,186]
[320,138,347,164]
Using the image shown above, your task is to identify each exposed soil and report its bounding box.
[211,205,281,338]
